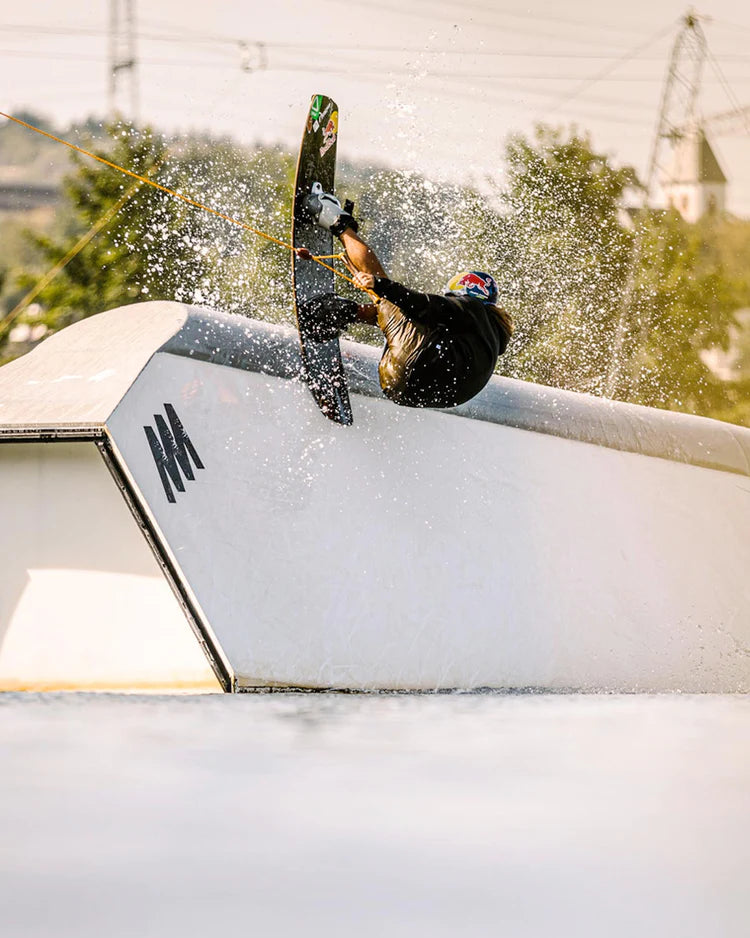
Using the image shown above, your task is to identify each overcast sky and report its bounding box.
[2,0,750,213]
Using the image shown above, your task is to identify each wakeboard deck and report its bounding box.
[291,94,353,426]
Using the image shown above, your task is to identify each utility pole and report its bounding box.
[108,0,139,124]
[605,11,708,398]
[648,9,707,198]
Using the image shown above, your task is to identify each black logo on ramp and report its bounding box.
[144,403,205,504]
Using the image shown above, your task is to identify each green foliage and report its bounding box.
[455,123,750,424]
[620,210,747,416]
[14,125,173,331]
[4,124,297,357]
[146,137,295,319]
[486,125,638,393]
[709,376,750,427]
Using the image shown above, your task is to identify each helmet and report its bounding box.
[444,270,498,305]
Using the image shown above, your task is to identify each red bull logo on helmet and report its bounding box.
[444,270,498,303]
[458,272,493,296]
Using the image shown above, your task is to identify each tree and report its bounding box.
[6,124,297,358]
[13,124,176,333]
[490,124,638,394]
[458,124,749,425]
[621,209,747,417]
[146,135,295,319]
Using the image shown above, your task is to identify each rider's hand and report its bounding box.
[353,271,376,292]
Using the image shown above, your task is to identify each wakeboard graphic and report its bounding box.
[291,94,353,426]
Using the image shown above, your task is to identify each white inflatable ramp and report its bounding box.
[1,301,749,693]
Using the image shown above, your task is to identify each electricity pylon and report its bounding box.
[648,10,708,202]
[109,0,139,123]
[605,11,708,397]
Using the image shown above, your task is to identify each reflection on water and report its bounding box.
[1,692,749,937]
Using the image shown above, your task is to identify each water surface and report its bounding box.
[1,692,748,937]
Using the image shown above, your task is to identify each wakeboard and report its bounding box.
[291,93,353,426]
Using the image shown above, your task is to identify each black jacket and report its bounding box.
[372,277,512,408]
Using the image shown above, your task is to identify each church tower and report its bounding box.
[662,128,727,223]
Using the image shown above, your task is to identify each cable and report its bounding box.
[143,5,651,40]
[3,45,718,85]
[289,0,646,50]
[541,20,677,116]
[706,47,750,133]
[3,66,257,331]
[1,174,149,341]
[447,0,650,36]
[0,23,635,58]
[0,24,106,37]
[8,21,750,63]
[7,46,750,84]
[706,18,750,35]
[0,111,378,303]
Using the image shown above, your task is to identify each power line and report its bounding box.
[706,18,750,35]
[8,21,750,66]
[541,20,676,116]
[705,47,750,133]
[442,0,650,34]
[0,22,631,56]
[295,0,651,50]
[0,24,106,37]
[8,37,749,79]
[143,5,651,41]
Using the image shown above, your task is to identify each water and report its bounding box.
[1,692,748,937]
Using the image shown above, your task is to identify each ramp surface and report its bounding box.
[1,301,749,692]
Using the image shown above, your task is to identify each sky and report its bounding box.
[2,0,750,214]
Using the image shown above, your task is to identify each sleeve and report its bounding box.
[372,277,429,316]
[372,277,466,329]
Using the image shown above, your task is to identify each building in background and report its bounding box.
[662,128,728,223]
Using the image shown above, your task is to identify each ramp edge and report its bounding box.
[95,437,235,693]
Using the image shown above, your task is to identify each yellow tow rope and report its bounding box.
[0,110,377,314]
